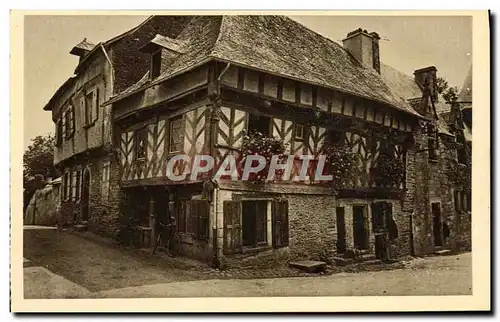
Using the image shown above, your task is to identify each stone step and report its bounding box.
[289,260,327,273]
[434,249,452,256]
[74,224,88,232]
[332,257,354,266]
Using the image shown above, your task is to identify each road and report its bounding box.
[23,226,472,298]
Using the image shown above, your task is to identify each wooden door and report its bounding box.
[336,207,346,254]
[432,203,443,247]
[353,205,369,250]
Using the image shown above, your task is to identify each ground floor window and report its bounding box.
[176,199,209,240]
[242,200,268,247]
[223,198,289,254]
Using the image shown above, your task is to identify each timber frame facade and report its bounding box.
[44,16,472,268]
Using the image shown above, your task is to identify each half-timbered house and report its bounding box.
[45,15,472,268]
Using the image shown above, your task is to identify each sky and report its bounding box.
[23,14,472,150]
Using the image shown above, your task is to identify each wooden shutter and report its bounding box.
[62,111,67,138]
[80,96,87,125]
[92,88,99,123]
[191,199,209,240]
[70,106,75,136]
[272,199,289,248]
[223,200,242,254]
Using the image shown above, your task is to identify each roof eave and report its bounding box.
[212,58,425,119]
[103,57,213,106]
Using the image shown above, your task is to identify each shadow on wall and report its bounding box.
[24,180,61,226]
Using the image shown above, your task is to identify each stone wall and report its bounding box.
[57,151,122,237]
[336,198,410,259]
[409,125,471,255]
[215,187,337,269]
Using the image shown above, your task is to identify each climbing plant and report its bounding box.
[240,131,288,184]
[370,145,405,188]
[322,144,357,188]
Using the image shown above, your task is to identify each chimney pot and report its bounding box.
[342,29,381,73]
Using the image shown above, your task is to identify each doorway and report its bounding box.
[81,170,90,221]
[353,205,369,250]
[336,207,346,253]
[432,202,443,247]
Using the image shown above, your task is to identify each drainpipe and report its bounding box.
[211,62,230,269]
[100,44,114,94]
[100,44,115,149]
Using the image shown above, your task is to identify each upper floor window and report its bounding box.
[56,119,63,146]
[135,128,148,160]
[169,116,183,153]
[101,161,110,201]
[85,88,99,126]
[294,124,304,140]
[247,114,271,136]
[64,105,75,139]
[151,50,162,80]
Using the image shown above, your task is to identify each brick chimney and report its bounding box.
[414,66,438,102]
[342,28,381,73]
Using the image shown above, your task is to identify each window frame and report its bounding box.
[169,116,183,154]
[134,127,148,161]
[150,49,162,80]
[247,113,272,137]
[294,123,304,140]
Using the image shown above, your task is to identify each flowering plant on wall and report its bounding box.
[239,131,288,184]
[323,144,357,188]
[370,146,405,188]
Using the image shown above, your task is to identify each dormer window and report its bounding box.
[151,50,162,80]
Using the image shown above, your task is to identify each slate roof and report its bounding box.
[107,15,422,117]
[71,38,96,52]
[145,34,188,54]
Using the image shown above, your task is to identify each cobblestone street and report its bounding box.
[24,227,471,298]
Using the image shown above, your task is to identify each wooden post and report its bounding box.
[149,197,156,248]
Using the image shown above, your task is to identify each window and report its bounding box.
[223,198,289,254]
[101,162,110,201]
[71,171,77,201]
[176,199,209,239]
[242,200,268,247]
[427,125,438,161]
[56,119,63,146]
[169,116,183,153]
[135,128,148,160]
[294,124,304,140]
[247,114,271,136]
[151,50,162,79]
[85,88,99,126]
[63,171,70,201]
[75,169,81,201]
[64,106,75,139]
[191,199,210,239]
[454,190,471,212]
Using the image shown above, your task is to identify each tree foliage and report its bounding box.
[23,134,57,211]
[436,76,459,103]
